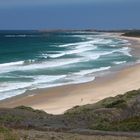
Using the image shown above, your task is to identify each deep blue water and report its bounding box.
[0,31,136,100]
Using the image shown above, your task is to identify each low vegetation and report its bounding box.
[0,126,19,140]
[0,89,140,139]
[65,90,140,131]
[122,30,140,37]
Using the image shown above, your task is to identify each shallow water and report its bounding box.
[0,31,136,100]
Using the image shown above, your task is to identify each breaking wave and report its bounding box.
[0,32,134,100]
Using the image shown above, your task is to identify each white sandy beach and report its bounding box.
[0,34,140,115]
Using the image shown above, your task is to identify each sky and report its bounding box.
[0,0,140,30]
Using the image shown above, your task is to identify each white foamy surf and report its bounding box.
[0,32,135,100]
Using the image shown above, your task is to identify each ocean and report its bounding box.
[0,31,137,100]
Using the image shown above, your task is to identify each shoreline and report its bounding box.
[0,34,140,114]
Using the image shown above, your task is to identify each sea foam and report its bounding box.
[0,32,134,100]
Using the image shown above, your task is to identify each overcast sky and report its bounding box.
[0,0,140,30]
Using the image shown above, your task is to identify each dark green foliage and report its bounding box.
[104,99,126,108]
[124,90,140,99]
[0,114,23,123]
[15,105,46,114]
[15,105,34,111]
[91,116,140,131]
[123,30,140,37]
[113,116,140,131]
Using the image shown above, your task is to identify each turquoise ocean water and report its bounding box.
[0,31,137,100]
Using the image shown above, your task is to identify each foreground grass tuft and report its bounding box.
[0,126,19,140]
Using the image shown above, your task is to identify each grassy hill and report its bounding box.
[0,89,140,139]
[122,30,140,37]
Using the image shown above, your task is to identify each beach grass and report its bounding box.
[0,126,19,140]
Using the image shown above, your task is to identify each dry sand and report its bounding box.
[0,34,140,114]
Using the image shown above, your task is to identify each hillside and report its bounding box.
[0,89,140,139]
[122,30,140,37]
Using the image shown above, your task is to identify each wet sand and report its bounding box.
[0,34,140,114]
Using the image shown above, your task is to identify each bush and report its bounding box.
[105,99,126,108]
[123,30,140,37]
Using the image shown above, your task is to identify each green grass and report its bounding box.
[15,105,46,114]
[0,126,19,140]
[0,115,23,123]
[0,89,139,134]
[104,99,127,108]
[92,116,140,131]
[65,90,140,131]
